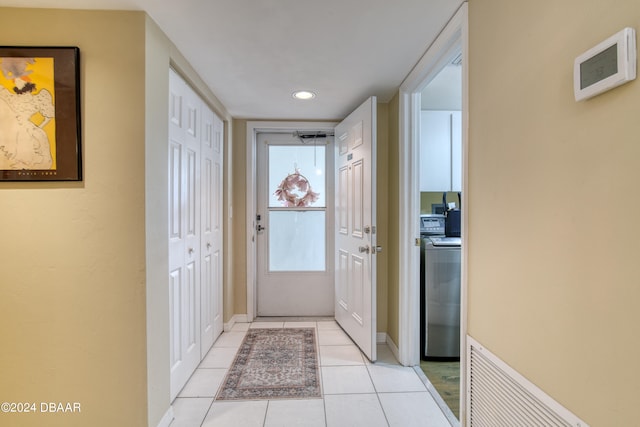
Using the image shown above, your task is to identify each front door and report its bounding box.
[334,96,377,361]
[256,132,334,316]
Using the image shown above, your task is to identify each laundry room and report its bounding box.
[418,58,462,419]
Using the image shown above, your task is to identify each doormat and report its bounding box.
[215,328,321,400]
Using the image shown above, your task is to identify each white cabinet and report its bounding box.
[419,110,462,192]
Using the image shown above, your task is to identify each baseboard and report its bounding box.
[224,314,248,332]
[385,335,401,362]
[155,406,173,427]
[376,332,387,343]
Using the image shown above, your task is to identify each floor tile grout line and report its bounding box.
[364,357,393,427]
[261,400,270,427]
[199,397,216,427]
[367,364,391,426]
[317,326,329,427]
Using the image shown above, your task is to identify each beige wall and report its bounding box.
[376,103,389,334]
[468,1,640,425]
[144,16,172,427]
[421,191,460,214]
[231,119,248,315]
[386,92,400,345]
[0,8,148,427]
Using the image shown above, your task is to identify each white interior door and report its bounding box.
[334,96,377,361]
[256,132,334,316]
[199,106,224,357]
[169,69,201,400]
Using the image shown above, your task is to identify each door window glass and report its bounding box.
[269,145,325,207]
[267,144,326,272]
[268,211,326,271]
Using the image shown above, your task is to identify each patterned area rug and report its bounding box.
[216,328,321,400]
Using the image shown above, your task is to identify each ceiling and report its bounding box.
[2,0,462,120]
[421,64,462,111]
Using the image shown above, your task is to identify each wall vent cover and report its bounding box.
[467,336,589,427]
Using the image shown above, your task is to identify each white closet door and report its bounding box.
[200,106,224,356]
[212,114,224,338]
[169,69,202,400]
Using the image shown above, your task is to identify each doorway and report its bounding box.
[255,132,334,316]
[245,121,337,321]
[418,55,463,420]
[397,2,468,424]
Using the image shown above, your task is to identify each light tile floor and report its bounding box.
[170,321,454,427]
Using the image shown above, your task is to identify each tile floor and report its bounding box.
[170,321,454,427]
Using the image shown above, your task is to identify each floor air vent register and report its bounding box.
[467,337,589,427]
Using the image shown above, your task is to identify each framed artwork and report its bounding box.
[0,46,81,181]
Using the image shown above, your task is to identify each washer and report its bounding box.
[419,215,461,360]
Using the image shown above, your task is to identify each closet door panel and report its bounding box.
[169,69,202,401]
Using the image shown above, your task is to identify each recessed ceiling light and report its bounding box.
[292,90,316,100]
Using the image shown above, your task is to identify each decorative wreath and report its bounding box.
[274,168,320,207]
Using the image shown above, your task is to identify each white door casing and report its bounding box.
[334,96,377,362]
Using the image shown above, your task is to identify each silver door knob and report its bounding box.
[358,246,370,254]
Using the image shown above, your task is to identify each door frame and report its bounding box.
[397,0,468,413]
[246,121,337,321]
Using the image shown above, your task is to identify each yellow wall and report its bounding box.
[0,8,148,427]
[421,191,460,214]
[386,92,400,345]
[468,1,640,425]
[376,103,389,334]
[231,119,248,315]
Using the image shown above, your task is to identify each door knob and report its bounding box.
[358,246,370,254]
